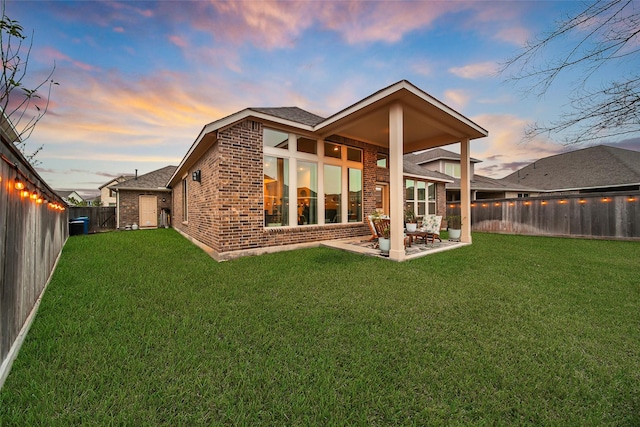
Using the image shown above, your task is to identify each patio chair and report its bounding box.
[415,215,442,244]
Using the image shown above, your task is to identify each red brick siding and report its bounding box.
[171,122,412,256]
[118,190,171,228]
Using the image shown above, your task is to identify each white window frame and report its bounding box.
[263,129,362,228]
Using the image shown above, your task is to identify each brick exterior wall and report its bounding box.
[171,120,449,258]
[118,190,171,228]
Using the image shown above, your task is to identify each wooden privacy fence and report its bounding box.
[69,207,116,233]
[446,191,640,240]
[1,137,68,388]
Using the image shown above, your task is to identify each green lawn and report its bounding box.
[1,229,639,425]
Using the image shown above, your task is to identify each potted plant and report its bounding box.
[378,223,391,254]
[404,208,417,232]
[446,215,462,240]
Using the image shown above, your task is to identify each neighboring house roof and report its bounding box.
[248,107,326,127]
[56,190,84,200]
[112,166,177,191]
[99,175,134,190]
[169,80,488,187]
[403,156,454,183]
[407,147,482,165]
[447,174,540,192]
[501,145,640,191]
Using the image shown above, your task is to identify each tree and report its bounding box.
[502,0,639,144]
[1,1,57,164]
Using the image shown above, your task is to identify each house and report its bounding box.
[406,147,539,201]
[501,145,640,194]
[55,190,85,206]
[167,80,488,261]
[99,175,134,206]
[111,166,176,229]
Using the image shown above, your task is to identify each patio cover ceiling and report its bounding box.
[315,80,488,153]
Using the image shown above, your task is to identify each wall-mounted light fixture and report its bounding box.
[192,170,201,182]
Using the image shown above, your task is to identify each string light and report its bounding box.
[541,201,548,205]
[14,178,25,190]
[2,153,65,211]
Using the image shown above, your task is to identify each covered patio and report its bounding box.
[315,80,488,261]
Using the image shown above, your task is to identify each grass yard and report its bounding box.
[1,229,639,425]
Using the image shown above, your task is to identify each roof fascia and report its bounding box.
[404,172,453,183]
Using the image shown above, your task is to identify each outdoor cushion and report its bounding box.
[420,215,442,234]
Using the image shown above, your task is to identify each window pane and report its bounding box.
[418,202,426,216]
[324,165,341,223]
[297,137,317,154]
[428,182,435,200]
[264,156,289,226]
[347,147,362,162]
[264,128,289,149]
[417,181,426,201]
[348,168,362,222]
[445,162,460,178]
[377,153,387,168]
[405,179,415,201]
[297,161,318,225]
[324,142,341,159]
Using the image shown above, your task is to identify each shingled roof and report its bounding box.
[501,145,640,191]
[403,156,454,182]
[248,107,326,127]
[112,166,177,191]
[407,147,482,165]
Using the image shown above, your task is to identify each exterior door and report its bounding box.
[139,195,157,228]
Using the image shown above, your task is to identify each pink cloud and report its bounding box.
[41,47,99,72]
[168,34,188,48]
[449,61,499,79]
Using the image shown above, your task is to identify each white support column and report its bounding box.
[317,139,325,225]
[389,103,405,261]
[460,138,472,243]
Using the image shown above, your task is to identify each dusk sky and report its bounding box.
[7,0,639,197]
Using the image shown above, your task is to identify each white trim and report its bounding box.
[403,172,454,183]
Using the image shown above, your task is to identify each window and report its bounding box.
[324,142,341,159]
[324,165,341,223]
[263,129,363,227]
[264,128,289,149]
[297,161,317,225]
[347,147,362,162]
[445,162,461,178]
[348,168,362,222]
[406,179,436,216]
[297,137,316,154]
[377,153,388,168]
[182,178,188,222]
[405,179,415,212]
[109,189,116,198]
[417,181,426,216]
[518,193,529,198]
[264,156,289,226]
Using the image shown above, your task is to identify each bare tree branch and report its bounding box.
[1,0,57,165]
[502,0,640,145]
